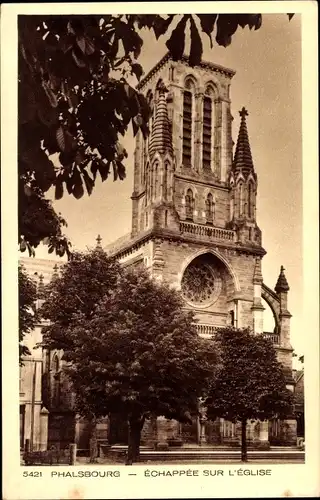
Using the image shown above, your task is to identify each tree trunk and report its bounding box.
[241,418,248,462]
[89,417,98,463]
[126,415,145,465]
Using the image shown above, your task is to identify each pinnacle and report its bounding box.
[253,257,263,284]
[233,107,254,173]
[38,273,45,298]
[96,234,102,249]
[275,265,290,293]
[148,82,173,159]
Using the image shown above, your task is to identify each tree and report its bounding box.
[19,265,38,364]
[205,327,293,462]
[40,248,122,350]
[18,14,293,257]
[40,255,217,464]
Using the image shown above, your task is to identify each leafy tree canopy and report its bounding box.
[206,327,293,461]
[19,265,38,364]
[40,248,122,350]
[40,250,217,462]
[18,14,293,258]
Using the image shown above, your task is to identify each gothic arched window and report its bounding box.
[163,162,169,200]
[154,162,159,199]
[182,78,195,166]
[239,182,244,216]
[248,182,254,218]
[185,188,194,221]
[205,193,214,225]
[202,87,214,171]
[230,196,234,220]
[150,164,154,201]
[145,162,150,201]
[146,88,155,132]
[142,90,154,185]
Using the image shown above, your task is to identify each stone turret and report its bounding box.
[275,265,292,349]
[229,107,261,246]
[143,80,177,233]
[275,265,290,294]
[232,107,255,176]
[148,82,173,159]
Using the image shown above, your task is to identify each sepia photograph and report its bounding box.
[1,2,319,499]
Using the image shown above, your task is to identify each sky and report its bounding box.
[26,14,303,358]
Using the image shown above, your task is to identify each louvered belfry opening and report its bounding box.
[202,96,212,171]
[182,90,192,166]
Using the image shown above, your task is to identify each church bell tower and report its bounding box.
[128,53,266,335]
[106,52,296,448]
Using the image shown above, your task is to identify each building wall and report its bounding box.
[18,54,297,450]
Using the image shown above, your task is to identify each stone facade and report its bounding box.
[106,54,297,447]
[19,54,298,451]
[19,258,59,451]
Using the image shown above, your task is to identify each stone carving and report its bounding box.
[181,262,220,306]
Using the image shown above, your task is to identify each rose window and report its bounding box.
[181,262,219,305]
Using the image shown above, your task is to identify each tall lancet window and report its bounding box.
[205,193,214,225]
[150,165,154,201]
[163,162,169,200]
[248,182,254,218]
[143,90,154,185]
[154,162,159,200]
[182,78,195,166]
[202,87,214,171]
[230,196,234,220]
[239,182,244,216]
[185,189,194,221]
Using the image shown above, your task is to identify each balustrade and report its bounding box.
[263,332,280,345]
[180,221,235,242]
[195,324,221,338]
[195,326,281,346]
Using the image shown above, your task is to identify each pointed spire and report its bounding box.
[148,81,173,159]
[275,265,290,293]
[96,234,102,249]
[233,107,254,174]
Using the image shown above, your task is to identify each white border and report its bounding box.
[1,2,319,499]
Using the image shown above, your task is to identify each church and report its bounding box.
[19,53,298,453]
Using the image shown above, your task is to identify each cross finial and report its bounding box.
[239,107,248,118]
[96,234,102,248]
[280,265,285,272]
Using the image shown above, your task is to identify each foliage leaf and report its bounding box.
[55,177,64,200]
[166,15,189,61]
[82,170,94,195]
[196,14,217,48]
[152,15,175,39]
[131,62,144,81]
[189,16,203,66]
